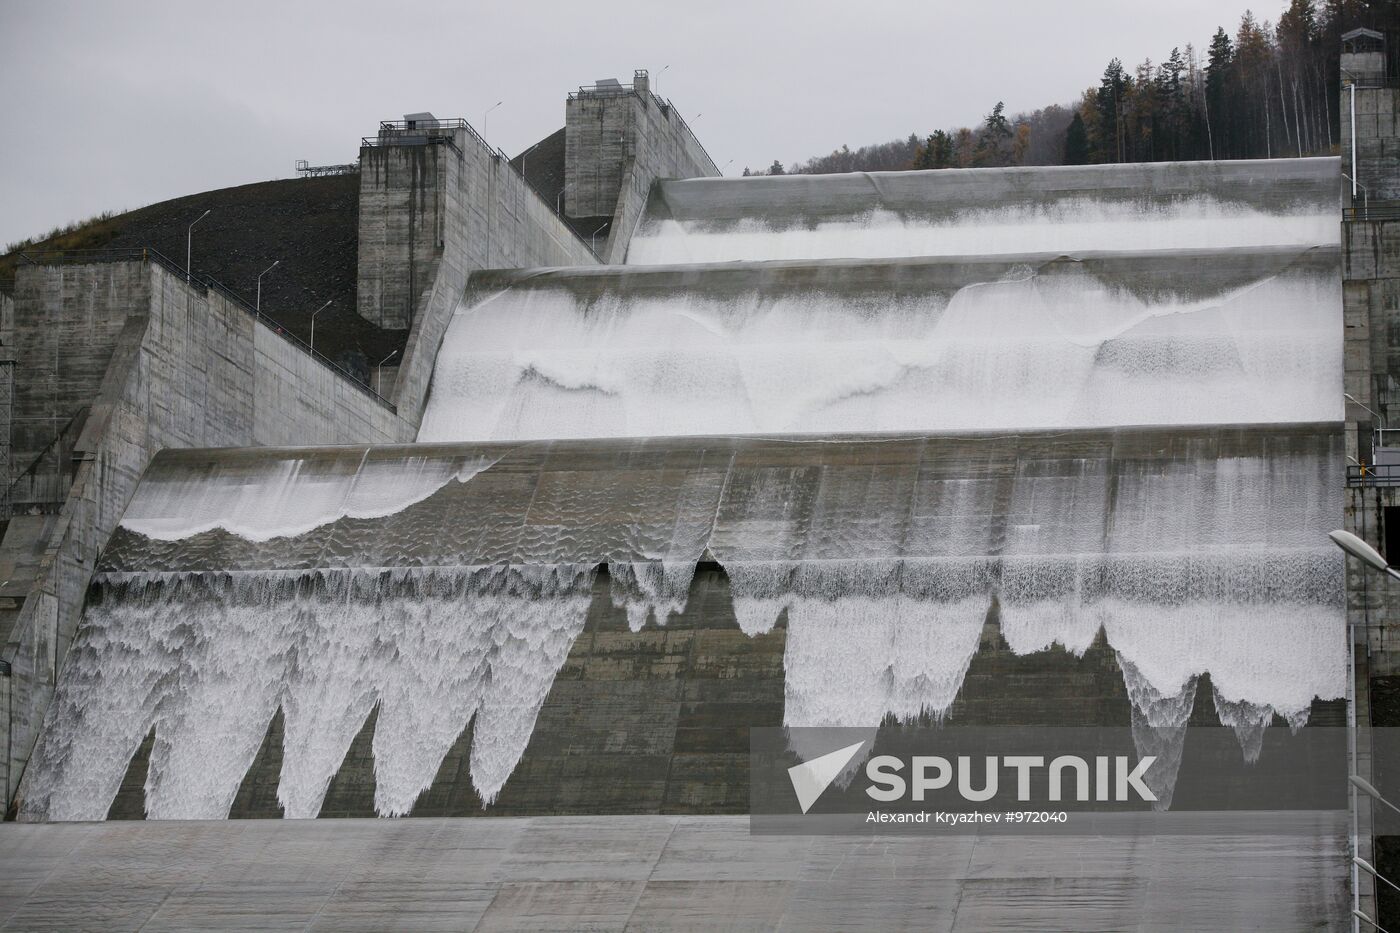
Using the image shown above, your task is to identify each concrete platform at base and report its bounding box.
[0,815,1349,931]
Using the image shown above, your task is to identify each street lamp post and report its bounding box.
[310,300,332,356]
[256,260,280,313]
[556,182,573,217]
[589,221,608,257]
[1346,173,1372,212]
[186,209,211,282]
[483,101,503,137]
[1355,909,1391,932]
[1344,69,1360,201]
[519,139,543,186]
[374,349,399,396]
[1332,529,1400,933]
[1359,856,1400,895]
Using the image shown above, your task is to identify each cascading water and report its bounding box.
[416,251,1342,442]
[624,158,1340,264]
[18,157,1346,821]
[19,425,1346,820]
[23,566,597,821]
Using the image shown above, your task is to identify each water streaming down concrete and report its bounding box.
[16,427,1346,822]
[417,247,1341,442]
[10,157,1350,929]
[625,158,1341,264]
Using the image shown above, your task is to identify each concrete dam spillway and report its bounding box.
[420,157,1342,442]
[16,156,1347,832]
[625,157,1340,264]
[417,248,1341,441]
[19,428,1348,821]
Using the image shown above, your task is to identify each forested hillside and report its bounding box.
[748,0,1400,175]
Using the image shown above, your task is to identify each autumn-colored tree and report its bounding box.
[757,2,1399,174]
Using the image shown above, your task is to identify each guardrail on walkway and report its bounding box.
[1348,463,1400,487]
[16,248,396,411]
[1345,204,1400,222]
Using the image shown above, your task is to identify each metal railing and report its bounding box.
[649,92,720,176]
[295,158,359,177]
[1345,204,1400,222]
[16,247,396,410]
[362,118,473,156]
[1348,463,1400,487]
[568,82,634,100]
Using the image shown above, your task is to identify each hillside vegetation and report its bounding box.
[0,175,402,376]
[751,0,1397,175]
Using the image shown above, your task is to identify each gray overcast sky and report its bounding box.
[0,0,1291,247]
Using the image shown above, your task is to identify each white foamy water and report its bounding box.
[627,203,1337,266]
[21,157,1348,822]
[416,263,1341,443]
[20,566,596,821]
[121,450,495,542]
[626,159,1340,265]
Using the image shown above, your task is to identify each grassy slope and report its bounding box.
[0,175,403,374]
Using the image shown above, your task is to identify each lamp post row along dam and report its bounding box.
[0,46,1396,928]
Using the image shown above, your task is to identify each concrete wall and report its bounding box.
[355,144,446,331]
[0,259,414,810]
[1342,54,1400,202]
[7,264,151,496]
[356,128,596,333]
[1340,45,1398,927]
[382,127,597,423]
[564,71,720,261]
[1,290,14,347]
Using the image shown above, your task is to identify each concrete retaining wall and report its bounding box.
[8,264,151,495]
[0,260,414,809]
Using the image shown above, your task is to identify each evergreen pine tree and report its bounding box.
[1095,59,1132,162]
[1205,28,1235,158]
[974,102,1013,166]
[1063,111,1091,164]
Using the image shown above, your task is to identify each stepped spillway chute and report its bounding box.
[17,156,1348,828]
[625,158,1341,264]
[417,246,1341,443]
[17,426,1346,820]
